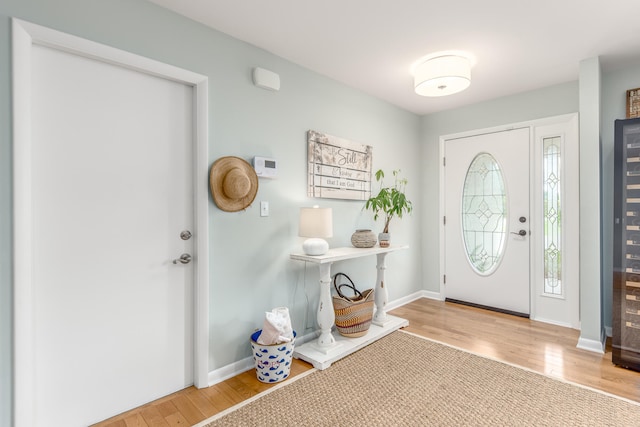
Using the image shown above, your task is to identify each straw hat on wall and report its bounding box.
[209,156,258,212]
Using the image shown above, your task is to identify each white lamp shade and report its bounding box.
[414,55,471,97]
[299,207,332,256]
[298,207,333,238]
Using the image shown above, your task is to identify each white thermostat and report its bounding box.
[253,156,278,178]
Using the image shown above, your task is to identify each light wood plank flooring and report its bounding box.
[93,298,640,426]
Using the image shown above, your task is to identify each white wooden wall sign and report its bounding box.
[307,130,372,200]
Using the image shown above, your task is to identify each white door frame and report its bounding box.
[439,113,579,328]
[12,19,210,426]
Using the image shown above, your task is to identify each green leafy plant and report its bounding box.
[364,169,413,234]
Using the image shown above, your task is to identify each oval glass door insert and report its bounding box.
[461,153,507,275]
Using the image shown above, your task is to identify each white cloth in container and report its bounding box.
[257,307,294,345]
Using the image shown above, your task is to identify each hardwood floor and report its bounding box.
[93,298,640,426]
[394,298,640,403]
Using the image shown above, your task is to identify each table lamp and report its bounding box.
[299,206,333,255]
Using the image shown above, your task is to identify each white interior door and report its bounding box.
[27,42,195,426]
[444,128,530,315]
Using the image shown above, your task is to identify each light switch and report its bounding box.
[260,201,269,217]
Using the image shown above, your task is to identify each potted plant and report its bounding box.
[364,169,413,247]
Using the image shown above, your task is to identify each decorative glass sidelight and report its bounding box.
[543,137,562,295]
[461,153,507,275]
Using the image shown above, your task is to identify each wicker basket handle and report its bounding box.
[333,272,363,300]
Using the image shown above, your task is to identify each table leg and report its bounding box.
[315,263,336,347]
[373,252,388,326]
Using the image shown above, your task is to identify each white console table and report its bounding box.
[290,245,408,370]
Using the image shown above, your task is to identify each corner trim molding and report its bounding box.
[576,330,606,354]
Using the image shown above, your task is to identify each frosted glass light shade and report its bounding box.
[299,207,333,256]
[414,55,471,97]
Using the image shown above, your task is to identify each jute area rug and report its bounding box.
[196,331,640,426]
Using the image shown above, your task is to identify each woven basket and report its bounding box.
[332,273,374,338]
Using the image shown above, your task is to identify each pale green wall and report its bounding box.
[419,82,579,294]
[0,1,422,425]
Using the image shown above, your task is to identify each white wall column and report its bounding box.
[577,56,605,353]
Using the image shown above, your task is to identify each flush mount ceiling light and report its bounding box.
[414,54,471,97]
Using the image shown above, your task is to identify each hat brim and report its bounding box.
[210,156,259,212]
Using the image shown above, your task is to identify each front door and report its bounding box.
[444,128,530,315]
[22,35,195,426]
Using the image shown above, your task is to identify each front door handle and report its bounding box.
[510,230,527,236]
[173,253,192,264]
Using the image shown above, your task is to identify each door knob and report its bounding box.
[510,230,527,236]
[173,253,192,264]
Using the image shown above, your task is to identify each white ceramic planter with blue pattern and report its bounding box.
[250,330,297,383]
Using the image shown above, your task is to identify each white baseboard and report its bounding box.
[529,316,572,329]
[423,289,445,301]
[207,356,254,386]
[577,330,606,354]
[386,290,442,311]
[205,292,442,387]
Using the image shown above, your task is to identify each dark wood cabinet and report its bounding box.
[613,117,640,371]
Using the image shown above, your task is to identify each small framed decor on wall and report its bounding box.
[307,130,373,200]
[627,88,640,118]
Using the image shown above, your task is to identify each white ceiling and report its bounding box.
[148,0,640,115]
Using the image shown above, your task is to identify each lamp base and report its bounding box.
[302,238,329,256]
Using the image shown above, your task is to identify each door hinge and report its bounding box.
[443,157,446,166]
[443,274,446,284]
[443,216,446,225]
